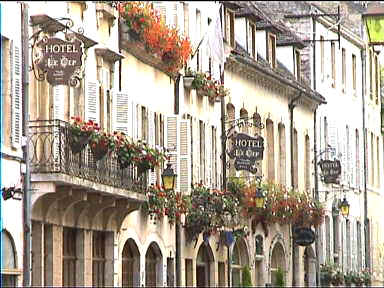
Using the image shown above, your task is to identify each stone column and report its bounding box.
[308,257,317,287]
[44,224,63,286]
[105,231,115,286]
[84,230,93,286]
[75,229,85,286]
[31,221,43,286]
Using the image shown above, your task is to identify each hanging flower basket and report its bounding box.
[183,76,195,89]
[137,162,151,175]
[128,28,141,41]
[90,139,109,161]
[68,130,91,154]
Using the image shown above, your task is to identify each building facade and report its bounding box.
[1,1,383,287]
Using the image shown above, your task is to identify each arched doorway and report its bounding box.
[231,238,250,286]
[1,230,18,287]
[122,239,140,287]
[196,243,214,287]
[303,246,316,287]
[145,242,162,287]
[270,242,286,286]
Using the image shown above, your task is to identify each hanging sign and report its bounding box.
[227,133,264,173]
[318,159,341,184]
[293,227,316,246]
[35,36,84,86]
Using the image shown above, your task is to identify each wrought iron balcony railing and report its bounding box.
[28,119,147,193]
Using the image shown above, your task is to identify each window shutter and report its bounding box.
[137,104,142,140]
[113,91,130,135]
[166,115,179,192]
[85,80,100,124]
[153,2,167,24]
[183,2,189,37]
[171,2,179,29]
[11,41,22,148]
[206,123,212,186]
[53,85,65,120]
[148,110,156,186]
[194,118,200,183]
[328,122,338,160]
[131,102,138,141]
[179,119,191,194]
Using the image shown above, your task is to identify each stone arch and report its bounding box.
[303,246,316,287]
[2,229,18,286]
[196,243,215,287]
[122,238,141,287]
[269,234,287,285]
[145,241,163,287]
[231,237,250,286]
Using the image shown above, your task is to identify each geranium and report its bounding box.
[119,1,192,73]
[89,131,115,160]
[113,132,141,169]
[133,143,168,174]
[69,116,99,136]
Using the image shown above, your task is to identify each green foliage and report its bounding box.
[275,267,285,287]
[241,265,253,287]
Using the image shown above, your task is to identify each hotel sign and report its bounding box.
[35,36,84,86]
[319,159,341,184]
[228,133,264,173]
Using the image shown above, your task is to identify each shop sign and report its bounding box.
[227,133,264,173]
[35,36,84,86]
[319,159,341,184]
[293,227,316,246]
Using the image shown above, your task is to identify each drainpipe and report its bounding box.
[174,74,181,115]
[312,15,322,287]
[21,2,31,286]
[175,73,181,287]
[361,48,370,271]
[289,93,302,287]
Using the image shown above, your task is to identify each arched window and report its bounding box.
[1,230,18,287]
[122,239,140,287]
[145,242,162,287]
[231,239,249,287]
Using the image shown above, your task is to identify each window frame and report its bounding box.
[267,32,276,69]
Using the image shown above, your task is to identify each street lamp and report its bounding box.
[254,187,265,209]
[161,162,177,191]
[339,197,350,218]
[161,162,179,286]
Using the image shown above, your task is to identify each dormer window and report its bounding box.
[294,49,301,81]
[224,7,235,47]
[267,32,276,69]
[248,21,256,59]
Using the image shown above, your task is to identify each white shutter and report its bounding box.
[11,40,22,148]
[166,115,179,192]
[153,2,167,24]
[179,119,191,194]
[131,101,137,141]
[53,85,65,120]
[148,110,156,185]
[85,80,100,124]
[171,2,179,28]
[195,118,200,183]
[328,121,337,160]
[113,91,130,135]
[206,123,212,186]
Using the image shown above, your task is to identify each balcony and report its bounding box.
[28,120,147,200]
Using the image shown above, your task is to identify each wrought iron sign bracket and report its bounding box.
[29,15,88,87]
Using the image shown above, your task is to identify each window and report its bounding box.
[342,48,346,92]
[371,132,374,186]
[356,129,360,188]
[63,227,77,286]
[224,7,235,47]
[305,135,310,192]
[278,123,286,186]
[320,35,324,79]
[212,126,217,188]
[352,54,356,91]
[377,136,380,187]
[267,33,276,69]
[357,221,362,270]
[333,214,340,264]
[167,257,174,287]
[324,117,329,160]
[2,230,18,287]
[294,49,301,81]
[266,119,275,181]
[248,21,256,59]
[346,219,351,269]
[325,216,331,262]
[375,53,379,104]
[183,2,189,37]
[293,129,298,189]
[255,235,264,255]
[185,259,193,286]
[370,49,373,99]
[142,106,148,142]
[92,231,106,287]
[199,120,205,183]
[331,42,336,87]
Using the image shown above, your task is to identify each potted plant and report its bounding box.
[114,133,139,169]
[320,262,336,286]
[68,117,96,154]
[361,268,372,286]
[242,265,253,287]
[89,131,114,161]
[275,267,285,287]
[344,270,354,287]
[183,67,196,88]
[351,271,365,286]
[332,269,345,286]
[133,143,167,175]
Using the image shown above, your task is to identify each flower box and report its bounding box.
[68,130,91,154]
[183,76,195,89]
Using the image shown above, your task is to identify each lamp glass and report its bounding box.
[254,188,265,209]
[162,163,177,190]
[340,198,350,217]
